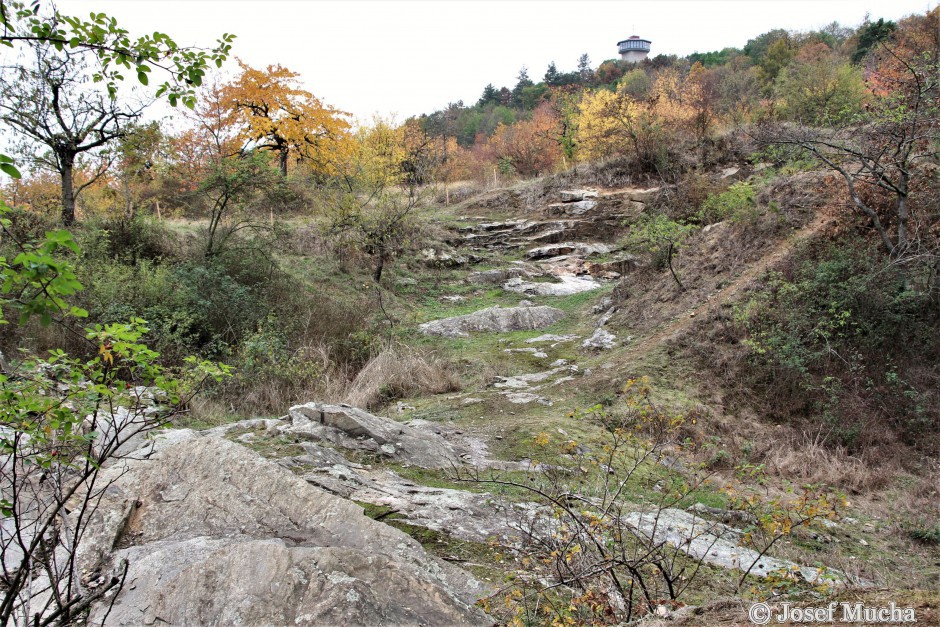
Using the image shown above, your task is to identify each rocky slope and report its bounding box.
[77,176,937,625]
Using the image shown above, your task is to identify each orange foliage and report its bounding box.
[484,103,562,176]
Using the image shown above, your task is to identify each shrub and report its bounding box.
[734,238,939,448]
[698,181,757,224]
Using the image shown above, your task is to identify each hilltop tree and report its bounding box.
[511,66,534,107]
[0,45,144,224]
[577,53,594,83]
[852,18,896,63]
[477,83,499,107]
[222,60,351,176]
[543,61,561,85]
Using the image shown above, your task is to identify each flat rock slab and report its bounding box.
[624,508,847,585]
[285,402,461,469]
[526,242,611,260]
[546,200,597,216]
[502,391,552,405]
[504,347,549,358]
[559,190,599,202]
[82,437,491,626]
[503,275,601,297]
[526,333,580,345]
[302,464,519,544]
[419,305,564,338]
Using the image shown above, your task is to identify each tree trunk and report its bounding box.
[60,155,76,226]
[373,254,385,283]
[666,241,684,291]
[278,147,288,177]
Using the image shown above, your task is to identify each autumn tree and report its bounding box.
[172,81,281,257]
[486,103,562,176]
[222,60,350,176]
[323,118,433,282]
[0,44,145,224]
[773,44,867,125]
[577,69,697,174]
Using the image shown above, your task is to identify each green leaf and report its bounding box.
[0,163,21,179]
[137,71,149,86]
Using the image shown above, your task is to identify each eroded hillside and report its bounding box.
[65,161,939,625]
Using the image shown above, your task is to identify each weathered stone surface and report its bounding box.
[526,242,611,260]
[285,402,461,468]
[503,347,549,359]
[467,265,538,285]
[502,392,552,405]
[624,508,847,585]
[503,275,601,297]
[82,437,491,626]
[525,333,577,344]
[546,200,597,216]
[302,464,515,544]
[582,328,617,350]
[492,367,570,390]
[419,247,469,267]
[559,189,598,202]
[419,305,564,338]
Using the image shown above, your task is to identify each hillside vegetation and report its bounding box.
[0,2,938,625]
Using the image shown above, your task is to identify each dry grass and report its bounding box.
[342,345,461,410]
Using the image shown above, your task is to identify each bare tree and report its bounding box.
[0,42,145,224]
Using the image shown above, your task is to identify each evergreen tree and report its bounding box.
[477,83,498,107]
[511,66,534,107]
[852,18,897,63]
[577,53,594,83]
[543,62,561,86]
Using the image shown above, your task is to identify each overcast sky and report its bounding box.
[56,0,936,122]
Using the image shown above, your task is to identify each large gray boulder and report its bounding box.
[82,436,491,626]
[419,305,564,338]
[284,402,461,468]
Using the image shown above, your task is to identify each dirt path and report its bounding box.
[624,213,830,359]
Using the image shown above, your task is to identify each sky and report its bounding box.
[50,0,940,122]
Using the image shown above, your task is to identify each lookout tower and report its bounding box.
[618,36,651,63]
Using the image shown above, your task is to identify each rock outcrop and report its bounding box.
[283,402,461,468]
[525,242,611,260]
[419,305,564,338]
[582,328,618,350]
[82,436,491,626]
[624,508,849,585]
[502,275,601,296]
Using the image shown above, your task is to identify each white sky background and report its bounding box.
[50,0,940,123]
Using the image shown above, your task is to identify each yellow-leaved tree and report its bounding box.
[323,117,442,282]
[221,60,351,176]
[577,69,698,175]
